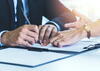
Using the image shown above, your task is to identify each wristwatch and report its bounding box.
[84,24,91,39]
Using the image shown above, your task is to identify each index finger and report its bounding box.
[28,25,39,34]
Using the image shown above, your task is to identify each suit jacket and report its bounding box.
[0,0,76,32]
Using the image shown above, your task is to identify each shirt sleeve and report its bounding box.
[46,21,61,31]
[0,30,8,46]
[44,0,76,31]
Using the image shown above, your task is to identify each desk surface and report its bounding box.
[0,37,100,71]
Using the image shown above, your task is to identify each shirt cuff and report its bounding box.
[0,30,8,46]
[46,21,61,31]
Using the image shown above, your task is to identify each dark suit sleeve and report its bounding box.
[44,0,76,30]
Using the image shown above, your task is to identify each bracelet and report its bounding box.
[84,24,91,39]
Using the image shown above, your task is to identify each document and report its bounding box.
[32,37,100,52]
[0,37,99,67]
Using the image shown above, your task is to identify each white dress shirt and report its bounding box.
[13,0,28,22]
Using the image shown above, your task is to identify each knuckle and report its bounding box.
[42,25,48,29]
[34,25,37,28]
[21,28,28,33]
[58,34,63,37]
[18,31,24,37]
[53,29,57,33]
[34,25,38,30]
[39,25,42,30]
[47,28,51,32]
[16,38,21,44]
[22,25,28,28]
[47,27,53,32]
[23,25,29,30]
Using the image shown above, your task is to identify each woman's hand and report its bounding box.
[64,10,92,29]
[50,27,87,47]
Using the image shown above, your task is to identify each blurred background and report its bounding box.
[60,0,100,21]
[43,0,100,24]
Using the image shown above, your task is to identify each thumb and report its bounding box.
[64,23,77,28]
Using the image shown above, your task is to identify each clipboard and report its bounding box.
[0,38,100,68]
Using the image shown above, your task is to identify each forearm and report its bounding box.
[89,20,100,37]
[45,0,76,26]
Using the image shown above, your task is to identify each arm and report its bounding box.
[50,14,100,47]
[38,0,76,46]
[0,25,39,47]
[88,20,100,37]
[44,0,76,30]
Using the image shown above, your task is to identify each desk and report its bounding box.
[0,37,100,71]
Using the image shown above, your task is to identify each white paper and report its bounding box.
[0,37,99,66]
[32,37,100,52]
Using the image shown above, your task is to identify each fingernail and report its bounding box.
[43,40,48,46]
[58,43,63,48]
[41,43,44,46]
[39,41,44,46]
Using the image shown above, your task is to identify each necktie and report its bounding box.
[16,0,25,26]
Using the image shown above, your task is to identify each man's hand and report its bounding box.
[1,25,39,47]
[39,24,57,46]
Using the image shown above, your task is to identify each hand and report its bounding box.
[50,27,86,47]
[39,24,57,46]
[64,9,92,29]
[1,25,39,47]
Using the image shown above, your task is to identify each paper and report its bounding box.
[0,37,99,67]
[32,37,100,52]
